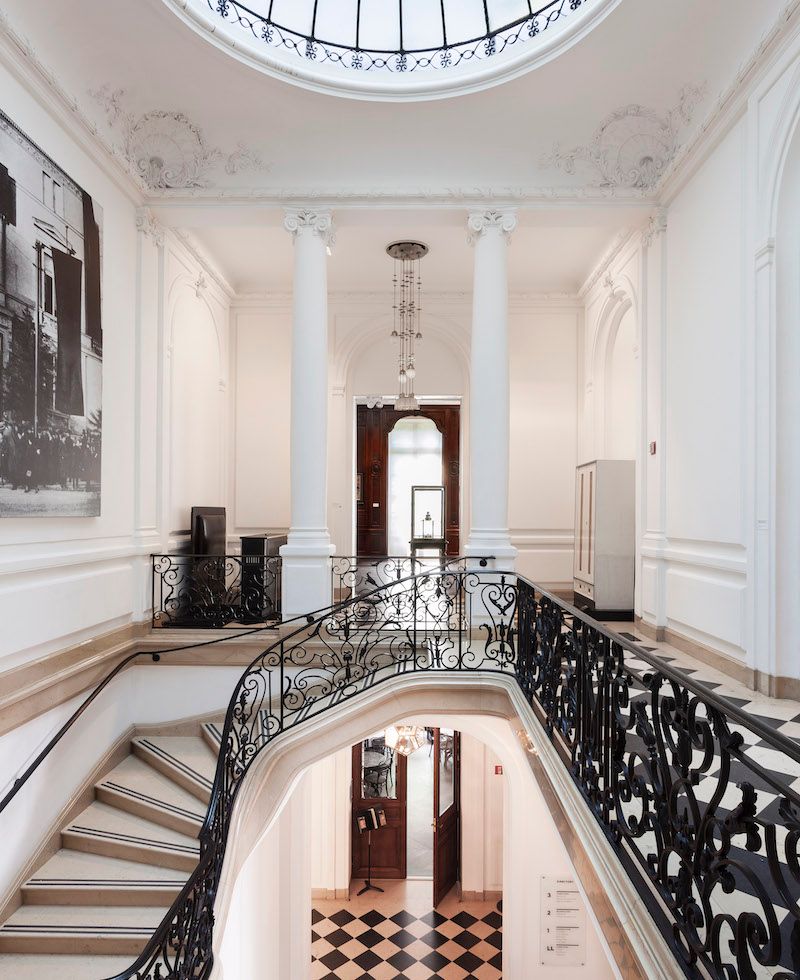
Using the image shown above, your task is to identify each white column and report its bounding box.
[465,208,517,570]
[280,208,335,616]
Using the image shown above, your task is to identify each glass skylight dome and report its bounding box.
[171,0,620,100]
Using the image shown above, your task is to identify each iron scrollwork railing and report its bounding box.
[152,554,281,629]
[205,0,591,75]
[98,569,798,979]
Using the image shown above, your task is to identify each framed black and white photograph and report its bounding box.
[0,109,102,517]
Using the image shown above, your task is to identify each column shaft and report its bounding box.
[466,209,517,569]
[280,209,335,615]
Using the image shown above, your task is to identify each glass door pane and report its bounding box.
[387,416,442,556]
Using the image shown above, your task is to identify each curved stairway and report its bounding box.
[0,722,223,979]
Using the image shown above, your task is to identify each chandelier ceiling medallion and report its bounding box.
[386,240,428,412]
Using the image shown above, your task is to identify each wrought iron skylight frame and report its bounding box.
[206,0,591,75]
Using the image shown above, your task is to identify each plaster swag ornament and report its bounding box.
[543,84,706,191]
[90,86,265,190]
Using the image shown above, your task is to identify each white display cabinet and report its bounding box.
[573,460,635,617]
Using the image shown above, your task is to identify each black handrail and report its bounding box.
[0,586,368,818]
[101,566,800,980]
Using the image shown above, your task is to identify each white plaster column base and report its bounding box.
[465,532,517,572]
[280,534,335,618]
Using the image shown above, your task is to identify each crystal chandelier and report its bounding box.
[384,724,426,757]
[386,241,428,412]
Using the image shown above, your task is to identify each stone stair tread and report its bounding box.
[133,735,216,788]
[97,754,206,825]
[0,953,135,979]
[1,905,171,929]
[26,849,190,886]
[201,720,224,750]
[65,801,200,855]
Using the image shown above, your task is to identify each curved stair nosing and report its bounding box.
[21,879,185,907]
[60,826,199,873]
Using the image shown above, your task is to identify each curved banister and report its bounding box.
[97,566,800,980]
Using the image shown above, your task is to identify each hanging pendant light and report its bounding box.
[386,241,428,412]
[384,724,426,756]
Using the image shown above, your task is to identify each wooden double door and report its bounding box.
[351,728,461,906]
[356,404,461,556]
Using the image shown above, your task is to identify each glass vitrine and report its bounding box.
[410,485,445,555]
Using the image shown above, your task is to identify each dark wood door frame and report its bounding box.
[433,728,461,906]
[356,403,461,557]
[351,741,407,880]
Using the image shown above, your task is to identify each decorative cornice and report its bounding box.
[642,207,668,248]
[135,207,165,246]
[283,208,335,247]
[657,0,800,199]
[171,229,236,298]
[578,228,637,297]
[466,208,518,245]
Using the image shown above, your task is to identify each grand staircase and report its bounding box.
[0,721,223,979]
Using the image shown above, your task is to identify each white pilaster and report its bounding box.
[465,208,517,570]
[280,208,335,616]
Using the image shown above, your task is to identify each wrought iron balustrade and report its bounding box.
[331,554,491,603]
[103,567,800,980]
[152,553,281,628]
[204,0,592,75]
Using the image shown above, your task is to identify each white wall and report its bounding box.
[509,303,580,586]
[0,56,139,671]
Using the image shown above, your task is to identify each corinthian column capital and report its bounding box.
[283,208,335,248]
[467,208,518,246]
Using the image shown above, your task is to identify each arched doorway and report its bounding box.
[356,403,460,556]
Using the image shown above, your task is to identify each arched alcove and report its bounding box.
[168,289,224,534]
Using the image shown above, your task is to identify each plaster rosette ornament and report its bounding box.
[543,84,706,191]
[90,86,266,190]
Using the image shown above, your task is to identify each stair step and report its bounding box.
[96,754,205,836]
[0,954,136,979]
[201,720,224,755]
[0,905,170,955]
[132,735,216,803]
[22,849,188,906]
[63,802,199,872]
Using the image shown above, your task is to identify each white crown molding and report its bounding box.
[657,0,800,203]
[0,10,145,204]
[171,229,236,299]
[578,227,639,298]
[231,289,579,311]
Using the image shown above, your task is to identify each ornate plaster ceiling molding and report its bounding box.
[543,84,706,191]
[90,85,267,191]
[578,227,637,297]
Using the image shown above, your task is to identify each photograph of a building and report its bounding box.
[0,110,102,517]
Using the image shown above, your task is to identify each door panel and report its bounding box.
[433,728,460,906]
[352,734,407,880]
[356,404,460,556]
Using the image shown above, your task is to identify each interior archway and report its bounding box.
[604,304,637,460]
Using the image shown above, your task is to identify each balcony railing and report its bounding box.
[118,566,799,980]
[152,554,281,628]
[331,554,491,602]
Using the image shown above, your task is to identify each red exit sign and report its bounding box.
[494,765,503,775]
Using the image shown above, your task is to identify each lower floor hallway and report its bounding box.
[312,880,501,980]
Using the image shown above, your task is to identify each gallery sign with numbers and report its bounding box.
[540,875,586,966]
[0,110,103,517]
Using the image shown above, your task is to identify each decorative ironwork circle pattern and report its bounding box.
[176,0,615,97]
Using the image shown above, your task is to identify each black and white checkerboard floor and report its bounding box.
[311,902,502,979]
[608,628,800,978]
